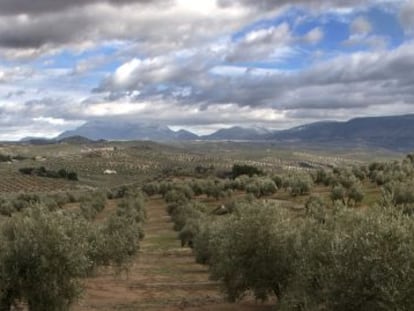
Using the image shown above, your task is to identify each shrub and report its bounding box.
[18,167,78,181]
[67,171,78,181]
[19,167,34,175]
[232,164,263,178]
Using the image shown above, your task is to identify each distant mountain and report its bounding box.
[53,114,414,151]
[270,114,414,151]
[173,129,199,140]
[57,120,197,141]
[202,126,272,141]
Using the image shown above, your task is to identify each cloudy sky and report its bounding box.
[0,0,413,139]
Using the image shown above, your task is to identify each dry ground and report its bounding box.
[72,197,274,311]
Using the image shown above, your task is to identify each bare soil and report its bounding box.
[72,197,274,311]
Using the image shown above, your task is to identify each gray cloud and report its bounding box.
[0,0,379,55]
[97,40,414,114]
[225,23,293,62]
[400,1,414,34]
[0,1,266,54]
[342,16,388,49]
[0,0,412,139]
[0,0,168,15]
[217,0,374,11]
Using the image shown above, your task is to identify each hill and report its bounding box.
[57,120,195,141]
[202,126,271,141]
[271,114,414,151]
[54,114,414,151]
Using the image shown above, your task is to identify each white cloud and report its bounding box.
[226,23,293,62]
[303,27,324,44]
[343,16,388,49]
[0,0,412,140]
[350,16,372,35]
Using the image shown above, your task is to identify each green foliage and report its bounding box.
[19,167,78,181]
[142,182,160,196]
[194,165,215,176]
[272,175,283,189]
[164,189,189,205]
[93,214,142,268]
[197,203,295,302]
[0,190,146,310]
[231,164,263,178]
[170,203,204,232]
[314,168,329,185]
[283,207,414,311]
[331,184,347,204]
[0,207,93,311]
[67,171,78,181]
[79,192,106,220]
[245,177,278,198]
[347,183,365,206]
[167,201,207,248]
[0,154,27,162]
[195,197,414,310]
[178,218,201,247]
[117,193,146,227]
[382,180,414,207]
[305,196,327,223]
[284,174,313,197]
[106,185,129,199]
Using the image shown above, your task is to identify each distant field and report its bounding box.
[0,140,401,193]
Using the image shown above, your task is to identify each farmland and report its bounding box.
[0,139,411,310]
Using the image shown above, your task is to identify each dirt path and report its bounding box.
[73,197,273,311]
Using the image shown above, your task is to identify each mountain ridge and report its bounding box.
[18,114,414,151]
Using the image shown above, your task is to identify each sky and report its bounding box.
[0,0,413,140]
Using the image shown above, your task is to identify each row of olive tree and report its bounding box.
[0,189,114,217]
[0,189,146,310]
[144,172,315,201]
[192,202,414,310]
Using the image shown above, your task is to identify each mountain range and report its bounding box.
[20,114,414,152]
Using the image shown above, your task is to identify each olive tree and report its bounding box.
[0,191,146,311]
[203,203,296,302]
[284,207,414,311]
[0,207,94,311]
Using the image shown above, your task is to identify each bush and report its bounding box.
[67,171,78,181]
[18,167,78,181]
[19,167,35,175]
[232,164,263,178]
